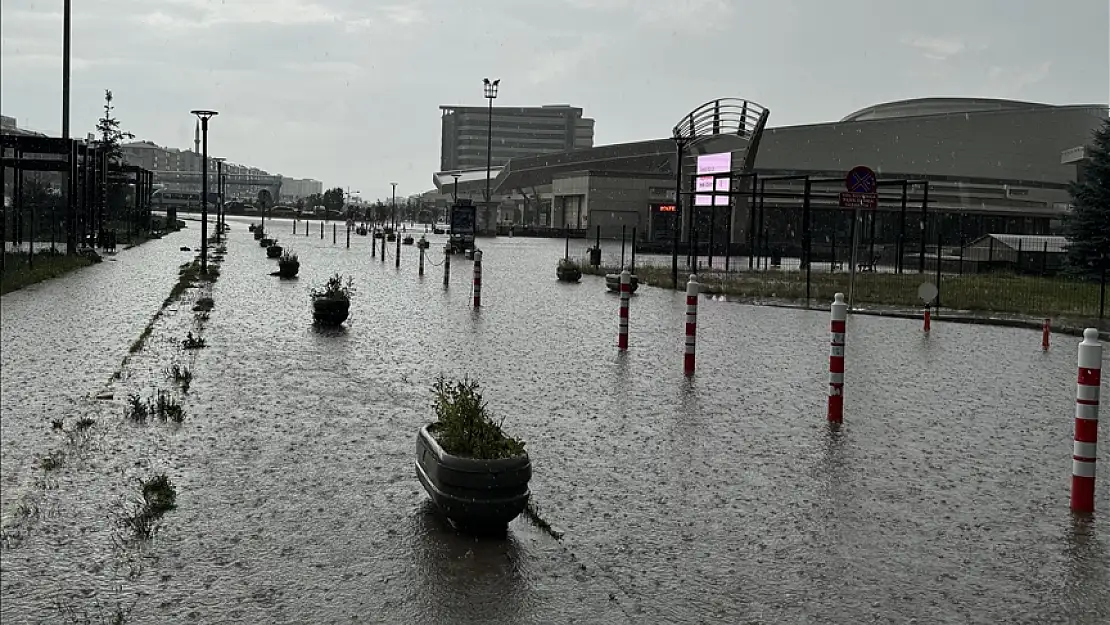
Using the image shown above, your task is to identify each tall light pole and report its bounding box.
[62,0,73,254]
[451,172,461,205]
[63,0,71,139]
[450,172,461,226]
[190,110,217,273]
[214,157,226,239]
[483,78,500,230]
[345,187,360,222]
[390,182,398,229]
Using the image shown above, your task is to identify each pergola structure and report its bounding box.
[1,134,154,271]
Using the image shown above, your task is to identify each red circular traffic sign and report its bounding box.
[845,166,877,194]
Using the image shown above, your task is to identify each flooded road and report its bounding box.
[2,216,1108,624]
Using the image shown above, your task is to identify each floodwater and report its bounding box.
[2,216,1108,624]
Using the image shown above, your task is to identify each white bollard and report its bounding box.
[1072,328,1102,513]
[828,293,847,423]
[472,250,482,307]
[617,269,631,350]
[684,274,698,375]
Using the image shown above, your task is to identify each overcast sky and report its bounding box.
[3,0,1108,199]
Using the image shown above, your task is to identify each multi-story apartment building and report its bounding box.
[120,140,322,200]
[439,104,594,171]
[279,177,324,202]
[120,140,202,173]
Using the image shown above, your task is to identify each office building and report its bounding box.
[439,104,594,172]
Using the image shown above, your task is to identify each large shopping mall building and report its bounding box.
[431,97,1107,246]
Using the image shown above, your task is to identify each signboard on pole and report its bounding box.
[839,165,878,209]
[695,172,732,207]
[696,152,732,175]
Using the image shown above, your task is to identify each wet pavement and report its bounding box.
[1,229,193,492]
[2,216,1108,624]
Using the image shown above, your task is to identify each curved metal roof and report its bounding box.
[840,97,1053,122]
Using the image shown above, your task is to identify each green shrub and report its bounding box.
[428,376,525,460]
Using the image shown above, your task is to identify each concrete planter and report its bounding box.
[260,237,274,247]
[556,262,582,283]
[415,424,531,529]
[312,297,349,326]
[266,245,283,259]
[253,229,265,240]
[605,273,639,293]
[278,259,300,277]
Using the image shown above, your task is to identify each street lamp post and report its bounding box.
[450,172,461,226]
[482,78,499,231]
[190,110,218,273]
[63,0,71,139]
[214,157,226,239]
[390,182,398,229]
[345,187,361,223]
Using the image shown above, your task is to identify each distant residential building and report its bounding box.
[279,177,323,201]
[120,139,322,201]
[120,140,202,173]
[439,104,594,171]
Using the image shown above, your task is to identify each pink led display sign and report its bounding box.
[696,152,732,175]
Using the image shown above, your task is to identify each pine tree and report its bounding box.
[95,90,134,164]
[94,90,136,232]
[1064,118,1110,274]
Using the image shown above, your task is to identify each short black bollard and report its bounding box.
[320,222,324,239]
[293,220,297,234]
[372,232,377,258]
[333,224,337,244]
[419,247,425,277]
[346,225,350,249]
[395,233,401,268]
[443,246,451,287]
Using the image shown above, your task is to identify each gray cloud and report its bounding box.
[2,0,1107,198]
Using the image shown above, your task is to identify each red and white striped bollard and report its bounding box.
[1042,318,1050,350]
[1072,328,1101,513]
[472,250,483,308]
[828,292,847,423]
[684,274,698,375]
[617,269,631,350]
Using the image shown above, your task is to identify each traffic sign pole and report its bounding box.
[843,166,876,311]
[848,204,860,311]
[840,165,878,211]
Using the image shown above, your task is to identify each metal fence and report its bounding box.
[595,205,1107,324]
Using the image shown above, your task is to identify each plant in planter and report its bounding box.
[278,249,300,277]
[556,257,582,283]
[310,273,354,326]
[266,241,284,258]
[605,270,639,293]
[415,376,531,531]
[253,227,265,240]
[260,236,274,247]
